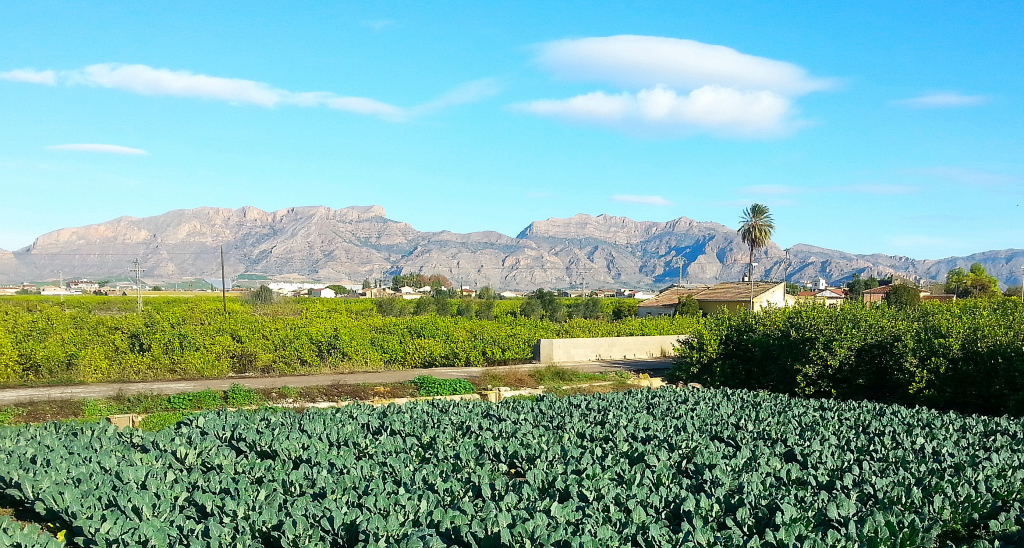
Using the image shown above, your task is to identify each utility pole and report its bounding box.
[128,258,144,312]
[220,245,227,315]
[784,249,791,287]
[677,257,686,287]
[749,262,758,312]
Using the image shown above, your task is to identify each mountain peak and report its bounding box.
[3,205,1022,288]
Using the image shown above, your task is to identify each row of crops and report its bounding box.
[1,388,1023,547]
[0,296,697,385]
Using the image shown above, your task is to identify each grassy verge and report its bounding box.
[0,366,648,429]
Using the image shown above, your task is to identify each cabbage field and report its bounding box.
[2,388,1023,547]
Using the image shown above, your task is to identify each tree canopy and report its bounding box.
[846,273,880,300]
[884,284,921,308]
[945,263,1000,298]
[738,203,775,282]
[390,273,452,290]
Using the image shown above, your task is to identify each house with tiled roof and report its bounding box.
[638,281,792,317]
[796,288,846,307]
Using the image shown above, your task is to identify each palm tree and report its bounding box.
[738,203,775,286]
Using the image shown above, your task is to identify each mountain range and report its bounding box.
[2,205,1022,290]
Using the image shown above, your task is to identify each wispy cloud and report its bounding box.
[411,78,502,115]
[361,19,395,31]
[910,166,1021,187]
[0,68,56,85]
[516,84,801,138]
[612,194,672,206]
[47,144,148,155]
[2,63,495,121]
[894,92,990,108]
[536,35,836,95]
[520,35,834,138]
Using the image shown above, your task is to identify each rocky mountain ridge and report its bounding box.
[3,205,1022,289]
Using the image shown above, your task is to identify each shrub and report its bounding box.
[475,299,495,321]
[571,297,603,320]
[884,284,921,308]
[226,384,263,407]
[669,300,1024,416]
[139,411,189,431]
[676,295,701,317]
[374,296,404,317]
[167,389,223,411]
[245,285,275,306]
[410,375,476,397]
[456,300,474,319]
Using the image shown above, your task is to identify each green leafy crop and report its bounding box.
[1,388,1023,547]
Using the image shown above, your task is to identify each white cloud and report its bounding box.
[536,35,836,95]
[2,63,494,121]
[894,93,990,108]
[612,194,672,206]
[47,144,148,155]
[0,68,56,85]
[518,84,798,137]
[522,36,833,138]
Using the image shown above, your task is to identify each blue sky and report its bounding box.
[1,1,1021,259]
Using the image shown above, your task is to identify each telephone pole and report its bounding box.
[220,245,227,315]
[784,249,791,286]
[128,258,145,312]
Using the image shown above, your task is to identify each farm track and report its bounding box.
[0,358,673,405]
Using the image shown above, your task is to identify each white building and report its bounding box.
[309,287,336,298]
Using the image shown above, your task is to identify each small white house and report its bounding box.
[309,287,336,298]
[812,277,828,291]
[398,286,418,294]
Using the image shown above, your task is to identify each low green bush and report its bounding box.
[410,375,476,397]
[226,384,263,407]
[167,389,223,411]
[139,411,189,431]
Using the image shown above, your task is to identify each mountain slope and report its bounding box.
[3,205,1022,289]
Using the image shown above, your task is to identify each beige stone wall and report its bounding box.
[534,335,687,364]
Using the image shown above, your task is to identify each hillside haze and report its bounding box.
[3,205,1022,289]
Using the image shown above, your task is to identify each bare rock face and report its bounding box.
[3,205,1023,289]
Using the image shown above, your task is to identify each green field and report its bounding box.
[1,388,1023,547]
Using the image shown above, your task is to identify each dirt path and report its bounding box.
[0,359,674,405]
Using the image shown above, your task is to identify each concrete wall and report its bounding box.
[534,335,687,364]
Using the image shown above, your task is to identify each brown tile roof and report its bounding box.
[862,285,894,295]
[638,286,708,307]
[922,294,956,301]
[696,282,780,301]
[640,282,785,307]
